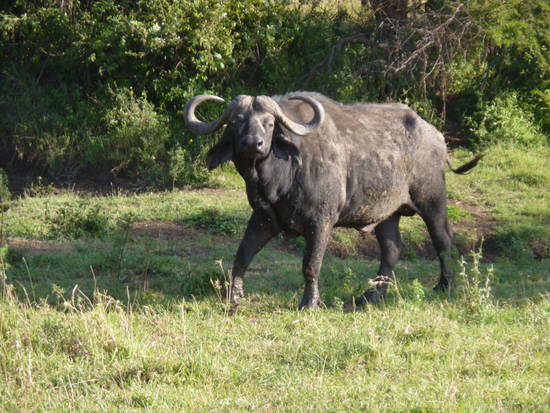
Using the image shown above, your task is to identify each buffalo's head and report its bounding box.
[184,94,325,169]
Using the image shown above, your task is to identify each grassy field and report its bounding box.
[1,147,549,411]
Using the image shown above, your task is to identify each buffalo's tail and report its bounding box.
[447,154,484,175]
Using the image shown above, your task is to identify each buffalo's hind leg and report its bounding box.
[376,213,402,278]
[424,212,453,291]
[230,212,280,308]
[415,192,454,291]
[352,214,402,307]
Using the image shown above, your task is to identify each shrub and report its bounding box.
[400,279,426,304]
[0,75,99,176]
[46,201,110,239]
[1,1,548,185]
[0,169,10,206]
[168,146,210,188]
[0,169,10,243]
[84,89,172,184]
[186,208,246,236]
[179,268,225,299]
[465,91,547,148]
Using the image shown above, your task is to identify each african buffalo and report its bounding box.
[184,92,482,310]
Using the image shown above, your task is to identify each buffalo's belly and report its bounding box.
[336,151,413,229]
[270,191,341,236]
[336,184,412,230]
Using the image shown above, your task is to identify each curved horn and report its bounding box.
[184,94,231,135]
[275,94,325,136]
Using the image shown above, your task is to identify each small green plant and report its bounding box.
[457,246,494,315]
[401,279,426,304]
[186,207,245,236]
[108,213,136,282]
[324,266,358,308]
[46,201,109,239]
[494,232,532,261]
[211,259,232,314]
[25,176,56,198]
[168,145,209,188]
[179,266,225,299]
[447,205,472,221]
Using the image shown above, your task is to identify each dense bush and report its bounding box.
[465,92,547,148]
[0,169,9,205]
[0,0,548,186]
[88,89,172,182]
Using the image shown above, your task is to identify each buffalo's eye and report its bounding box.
[233,114,245,124]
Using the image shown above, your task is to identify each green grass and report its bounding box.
[1,277,548,412]
[0,144,549,411]
[446,144,550,259]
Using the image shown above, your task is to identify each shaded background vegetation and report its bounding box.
[0,0,548,186]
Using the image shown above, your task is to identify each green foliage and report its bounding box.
[179,267,225,299]
[186,207,247,236]
[493,232,533,262]
[0,75,99,175]
[1,0,548,184]
[446,205,472,221]
[400,279,426,304]
[470,0,549,102]
[45,201,110,239]
[168,146,210,188]
[25,176,56,198]
[87,89,172,182]
[465,91,547,148]
[0,169,10,206]
[322,265,360,308]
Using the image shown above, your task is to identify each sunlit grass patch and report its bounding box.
[0,140,548,411]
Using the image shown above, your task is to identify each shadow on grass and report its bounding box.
[3,226,548,312]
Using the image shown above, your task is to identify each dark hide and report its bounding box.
[197,92,481,310]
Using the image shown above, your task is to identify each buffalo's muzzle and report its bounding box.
[240,136,265,155]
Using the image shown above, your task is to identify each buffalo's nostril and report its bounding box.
[257,139,264,148]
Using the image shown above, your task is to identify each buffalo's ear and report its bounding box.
[273,129,302,167]
[206,137,233,170]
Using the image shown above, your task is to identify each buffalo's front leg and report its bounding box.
[300,223,331,310]
[231,212,280,308]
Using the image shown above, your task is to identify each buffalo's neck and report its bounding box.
[235,153,296,230]
[256,152,295,204]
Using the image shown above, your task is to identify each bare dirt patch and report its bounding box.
[6,238,73,255]
[129,220,237,259]
[130,220,196,241]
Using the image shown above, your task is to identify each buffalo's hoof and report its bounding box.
[299,296,320,310]
[227,287,244,313]
[433,278,451,292]
[344,275,392,312]
[229,280,244,301]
